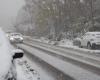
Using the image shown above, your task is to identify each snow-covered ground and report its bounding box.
[58,39,74,47]
[24,36,100,55]
[58,39,100,54]
[15,58,40,80]
[26,36,100,54]
[23,55,59,80]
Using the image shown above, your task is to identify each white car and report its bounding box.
[0,28,24,80]
[9,33,23,43]
[80,32,100,49]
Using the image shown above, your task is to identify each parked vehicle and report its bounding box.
[80,32,100,49]
[0,28,24,80]
[9,33,23,43]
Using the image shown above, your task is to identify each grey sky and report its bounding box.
[0,0,25,31]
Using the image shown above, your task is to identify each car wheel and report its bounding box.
[87,43,92,49]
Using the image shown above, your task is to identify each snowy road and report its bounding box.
[23,39,100,73]
[14,45,68,80]
[16,42,100,80]
[23,52,68,80]
[12,37,100,80]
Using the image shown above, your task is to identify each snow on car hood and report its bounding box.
[0,28,12,79]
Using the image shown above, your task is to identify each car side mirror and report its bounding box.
[13,49,24,59]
